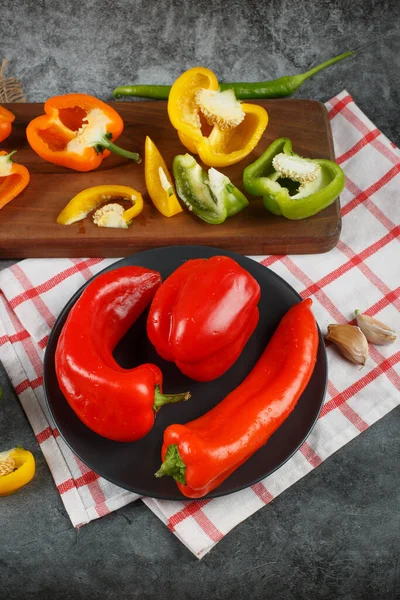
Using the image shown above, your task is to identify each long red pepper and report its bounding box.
[55,266,190,442]
[155,299,318,497]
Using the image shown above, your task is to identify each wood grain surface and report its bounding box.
[0,100,341,258]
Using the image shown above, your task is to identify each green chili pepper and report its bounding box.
[113,51,353,100]
[243,138,345,220]
[172,154,248,224]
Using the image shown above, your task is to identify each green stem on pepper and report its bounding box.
[153,385,191,413]
[93,133,141,163]
[154,444,187,485]
[3,150,17,162]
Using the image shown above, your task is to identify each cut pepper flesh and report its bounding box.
[144,136,182,217]
[243,137,345,220]
[0,150,30,210]
[26,93,141,172]
[195,88,245,129]
[168,67,219,144]
[0,447,35,496]
[172,153,248,224]
[56,185,143,225]
[168,67,268,167]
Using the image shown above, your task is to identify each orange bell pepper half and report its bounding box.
[0,150,30,210]
[26,93,141,172]
[0,105,15,143]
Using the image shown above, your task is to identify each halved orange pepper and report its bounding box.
[144,136,182,217]
[26,93,141,172]
[0,447,35,496]
[0,105,15,142]
[0,150,30,210]
[168,67,268,167]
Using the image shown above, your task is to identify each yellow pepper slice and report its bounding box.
[197,103,269,167]
[168,66,219,146]
[168,67,268,167]
[177,131,199,155]
[57,185,143,225]
[0,447,35,496]
[145,136,182,217]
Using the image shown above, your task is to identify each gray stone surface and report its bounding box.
[0,1,399,598]
[1,0,400,143]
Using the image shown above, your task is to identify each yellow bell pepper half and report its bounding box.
[145,136,182,217]
[57,185,144,225]
[168,66,219,146]
[168,67,269,167]
[0,447,35,496]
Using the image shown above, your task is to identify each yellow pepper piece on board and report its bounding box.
[145,136,182,217]
[0,447,35,496]
[197,103,269,168]
[56,185,144,225]
[168,66,269,167]
[168,66,219,146]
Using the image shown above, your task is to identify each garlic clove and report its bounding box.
[354,310,397,345]
[325,324,369,365]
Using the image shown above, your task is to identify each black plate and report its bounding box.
[43,246,327,500]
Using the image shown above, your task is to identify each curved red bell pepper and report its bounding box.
[147,256,261,382]
[55,266,190,442]
[155,299,318,497]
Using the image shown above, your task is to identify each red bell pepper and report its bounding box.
[155,299,318,498]
[147,256,261,382]
[55,266,190,442]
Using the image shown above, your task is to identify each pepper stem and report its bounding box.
[293,51,355,90]
[94,133,141,163]
[5,150,17,162]
[153,385,190,413]
[154,444,187,485]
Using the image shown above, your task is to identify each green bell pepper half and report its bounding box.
[243,137,345,220]
[172,154,248,224]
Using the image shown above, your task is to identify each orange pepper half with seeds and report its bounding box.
[168,67,269,167]
[26,93,141,172]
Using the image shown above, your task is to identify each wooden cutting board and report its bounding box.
[0,100,340,258]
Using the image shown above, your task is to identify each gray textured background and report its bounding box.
[1,1,399,599]
[2,0,400,142]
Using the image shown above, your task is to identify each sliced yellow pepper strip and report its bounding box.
[0,447,35,496]
[145,136,182,217]
[168,66,268,167]
[56,185,143,225]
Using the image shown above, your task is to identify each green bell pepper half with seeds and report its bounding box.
[243,138,345,220]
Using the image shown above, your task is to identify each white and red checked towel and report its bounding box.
[0,91,399,558]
